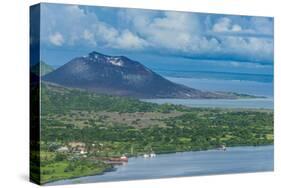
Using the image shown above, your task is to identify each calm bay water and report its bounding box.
[142,98,273,109]
[166,77,273,97]
[142,77,273,109]
[46,145,273,185]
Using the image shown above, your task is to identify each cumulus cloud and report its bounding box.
[219,36,273,62]
[118,10,273,63]
[118,10,202,51]
[49,32,64,46]
[41,4,147,50]
[40,4,273,63]
[113,30,148,49]
[250,17,273,36]
[83,30,93,40]
[211,16,273,38]
[212,17,242,32]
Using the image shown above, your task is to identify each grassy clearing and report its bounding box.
[40,159,112,184]
[43,111,184,129]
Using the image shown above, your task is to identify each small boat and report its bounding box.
[150,152,156,158]
[107,154,128,163]
[120,154,128,162]
[219,145,227,151]
[143,154,149,158]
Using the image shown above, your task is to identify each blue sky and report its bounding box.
[39,3,274,76]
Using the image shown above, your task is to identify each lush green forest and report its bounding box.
[34,83,273,184]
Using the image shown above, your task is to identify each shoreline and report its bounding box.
[39,83,273,185]
[43,144,273,185]
[41,165,117,185]
[141,98,273,110]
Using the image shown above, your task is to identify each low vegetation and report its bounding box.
[32,83,273,184]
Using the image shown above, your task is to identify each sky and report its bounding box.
[39,3,274,77]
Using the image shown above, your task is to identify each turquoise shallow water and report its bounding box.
[46,145,273,185]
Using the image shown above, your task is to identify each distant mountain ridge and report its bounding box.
[42,51,239,99]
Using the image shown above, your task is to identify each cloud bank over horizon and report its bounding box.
[40,3,274,67]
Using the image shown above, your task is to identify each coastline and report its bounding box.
[41,164,116,185]
[141,97,273,110]
[43,144,273,185]
[39,83,273,185]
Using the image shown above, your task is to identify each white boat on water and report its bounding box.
[219,145,227,151]
[143,153,156,158]
[143,154,149,158]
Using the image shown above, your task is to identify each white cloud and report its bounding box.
[114,30,148,49]
[118,10,273,62]
[213,17,243,32]
[212,16,273,37]
[83,30,93,40]
[119,10,201,51]
[49,32,64,46]
[95,23,118,44]
[83,29,96,46]
[250,17,273,35]
[218,36,273,62]
[213,17,231,32]
[41,5,98,46]
[41,4,147,50]
[40,4,273,63]
[228,61,269,69]
[232,24,242,32]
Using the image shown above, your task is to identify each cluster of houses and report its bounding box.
[56,142,88,155]
[55,141,158,162]
[55,141,131,163]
